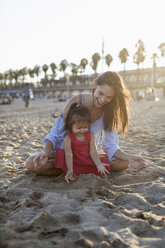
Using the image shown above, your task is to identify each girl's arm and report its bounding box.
[64,135,75,182]
[90,133,109,175]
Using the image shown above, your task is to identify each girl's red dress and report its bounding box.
[54,131,111,176]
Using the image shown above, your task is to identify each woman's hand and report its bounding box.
[65,170,75,183]
[97,163,110,175]
[128,155,148,169]
[33,151,49,168]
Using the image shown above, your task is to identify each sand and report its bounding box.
[0,97,165,248]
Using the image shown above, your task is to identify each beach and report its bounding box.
[0,97,165,248]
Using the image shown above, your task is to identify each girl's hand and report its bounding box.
[33,152,48,168]
[97,163,110,176]
[65,170,75,183]
[128,155,148,169]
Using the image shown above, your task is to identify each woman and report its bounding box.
[26,71,147,176]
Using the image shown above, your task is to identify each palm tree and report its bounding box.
[4,72,8,88]
[133,51,141,69]
[133,40,146,69]
[49,62,57,87]
[158,42,165,66]
[50,62,57,77]
[12,70,19,87]
[70,63,79,85]
[0,73,4,89]
[70,63,78,75]
[1,72,8,90]
[0,73,4,90]
[33,65,40,87]
[118,49,129,72]
[105,54,113,69]
[59,60,68,85]
[28,68,35,82]
[90,53,101,74]
[133,40,146,85]
[19,67,28,83]
[151,53,158,68]
[59,60,68,76]
[79,58,88,74]
[151,53,158,87]
[8,69,14,89]
[42,64,48,87]
[42,64,48,79]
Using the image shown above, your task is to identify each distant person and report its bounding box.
[23,83,30,107]
[55,103,110,183]
[135,90,145,101]
[26,71,148,176]
[146,87,159,101]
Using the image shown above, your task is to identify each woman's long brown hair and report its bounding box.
[93,71,131,135]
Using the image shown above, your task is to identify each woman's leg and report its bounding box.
[25,153,62,176]
[110,159,129,172]
[98,152,129,172]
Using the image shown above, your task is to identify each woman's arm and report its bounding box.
[43,95,80,153]
[44,140,53,156]
[90,133,109,175]
[64,135,75,182]
[43,113,66,152]
[113,149,147,169]
[62,95,80,118]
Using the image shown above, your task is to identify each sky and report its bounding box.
[0,0,165,76]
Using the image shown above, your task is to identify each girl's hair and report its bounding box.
[65,103,91,131]
[93,71,131,135]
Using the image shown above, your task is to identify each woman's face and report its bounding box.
[93,84,114,108]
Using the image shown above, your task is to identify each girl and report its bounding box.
[26,71,147,176]
[54,103,110,183]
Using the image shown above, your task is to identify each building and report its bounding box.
[33,67,165,99]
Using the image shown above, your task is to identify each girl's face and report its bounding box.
[72,121,89,137]
[93,84,114,108]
